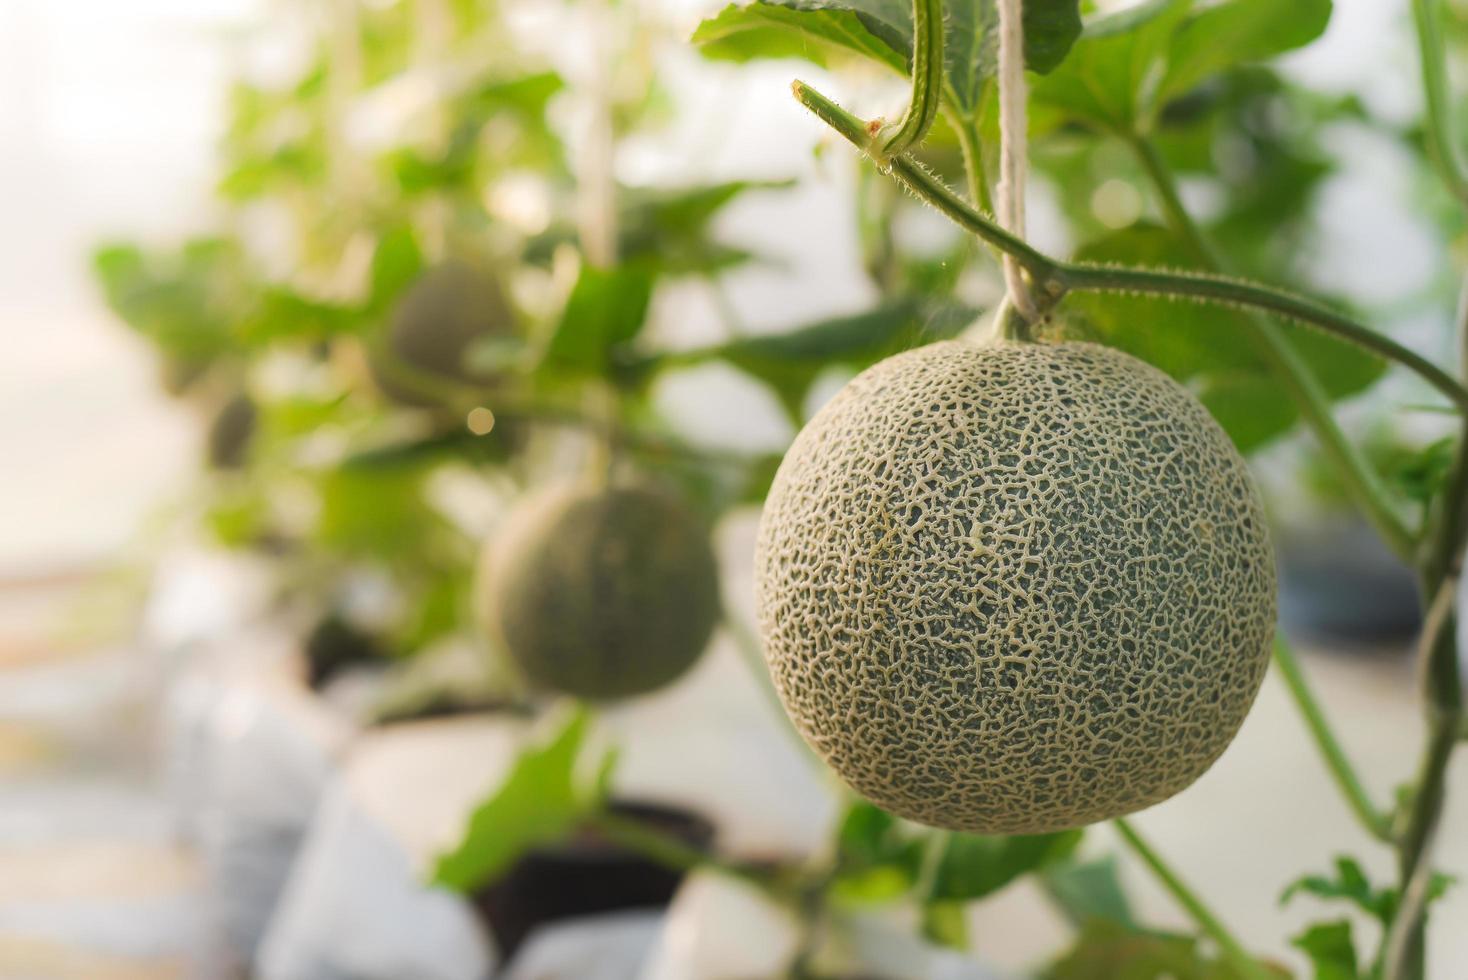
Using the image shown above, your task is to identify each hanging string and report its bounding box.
[996,0,1038,320]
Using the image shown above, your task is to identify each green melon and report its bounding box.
[755,339,1277,834]
[205,392,257,470]
[486,483,721,700]
[370,260,512,407]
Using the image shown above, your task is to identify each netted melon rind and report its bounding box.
[754,340,1277,834]
[488,483,721,700]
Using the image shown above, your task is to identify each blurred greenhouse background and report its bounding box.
[2,0,1468,978]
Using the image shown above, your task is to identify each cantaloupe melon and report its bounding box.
[487,483,721,700]
[370,261,511,407]
[755,339,1277,833]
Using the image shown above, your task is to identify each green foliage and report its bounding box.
[526,179,786,276]
[1032,0,1332,132]
[1281,856,1455,928]
[1066,223,1384,452]
[930,830,1084,902]
[544,264,654,376]
[1046,920,1284,980]
[829,801,1082,909]
[433,710,613,892]
[1042,855,1138,929]
[1290,920,1361,980]
[673,296,976,421]
[694,0,1083,115]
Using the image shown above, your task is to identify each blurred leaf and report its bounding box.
[1042,855,1137,929]
[432,709,607,891]
[1290,920,1361,980]
[315,463,442,559]
[921,900,969,949]
[1033,0,1331,132]
[1156,0,1332,107]
[92,238,252,361]
[465,71,566,118]
[830,801,924,900]
[368,226,426,312]
[1277,856,1459,930]
[1045,920,1283,979]
[838,801,920,869]
[544,264,654,374]
[693,296,976,421]
[527,180,788,276]
[693,0,1082,114]
[1031,0,1191,131]
[1196,375,1297,453]
[1281,857,1393,922]
[240,287,359,345]
[341,429,517,471]
[693,2,906,72]
[1385,436,1458,505]
[930,829,1083,902]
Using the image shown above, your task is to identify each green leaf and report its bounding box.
[1042,855,1137,928]
[1385,436,1458,505]
[1033,0,1331,131]
[921,900,970,949]
[367,226,425,312]
[1281,856,1396,925]
[1066,222,1385,453]
[693,0,1082,114]
[1030,0,1191,131]
[1196,375,1298,454]
[543,264,654,374]
[694,296,975,421]
[1045,920,1283,980]
[91,238,254,360]
[693,1,906,72]
[1290,920,1361,980]
[315,463,442,559]
[526,180,788,276]
[432,709,606,892]
[1156,0,1332,107]
[930,829,1083,902]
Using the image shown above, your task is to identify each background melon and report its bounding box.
[205,391,257,470]
[486,483,721,700]
[755,339,1278,834]
[369,260,512,407]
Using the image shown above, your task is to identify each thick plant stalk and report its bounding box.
[787,81,1468,414]
[1383,8,1468,975]
[994,0,1037,319]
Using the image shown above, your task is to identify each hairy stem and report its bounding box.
[1113,819,1271,980]
[879,0,944,157]
[1126,135,1418,560]
[790,80,1468,417]
[1271,636,1392,840]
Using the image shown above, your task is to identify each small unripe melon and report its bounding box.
[486,483,721,700]
[206,392,257,470]
[370,260,511,407]
[755,339,1277,834]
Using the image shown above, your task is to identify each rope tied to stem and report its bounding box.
[996,0,1039,321]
